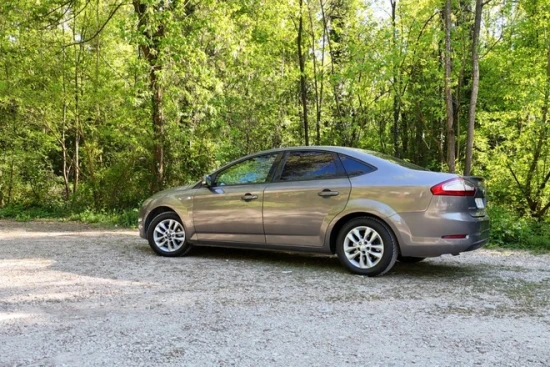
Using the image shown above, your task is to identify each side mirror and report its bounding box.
[203,175,213,187]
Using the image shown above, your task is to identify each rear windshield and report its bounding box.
[363,150,429,171]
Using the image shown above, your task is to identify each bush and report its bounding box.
[69,208,139,227]
[488,205,550,251]
[0,203,68,221]
[0,203,138,228]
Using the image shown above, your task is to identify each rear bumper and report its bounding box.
[391,212,490,258]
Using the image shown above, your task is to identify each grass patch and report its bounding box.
[68,208,139,227]
[0,204,138,228]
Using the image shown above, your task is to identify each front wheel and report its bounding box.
[147,212,193,257]
[336,217,398,277]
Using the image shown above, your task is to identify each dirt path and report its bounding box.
[0,220,549,366]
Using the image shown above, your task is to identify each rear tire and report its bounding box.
[147,212,193,257]
[336,217,398,277]
[397,256,425,264]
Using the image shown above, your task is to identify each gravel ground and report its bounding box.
[0,219,549,367]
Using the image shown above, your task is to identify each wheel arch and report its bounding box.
[144,206,178,234]
[328,212,401,255]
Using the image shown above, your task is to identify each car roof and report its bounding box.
[244,146,399,170]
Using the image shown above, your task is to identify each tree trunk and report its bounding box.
[61,21,71,201]
[464,0,483,176]
[90,0,101,206]
[297,0,309,146]
[72,17,81,194]
[391,0,400,157]
[320,0,345,144]
[308,0,323,145]
[150,62,164,192]
[133,1,166,193]
[444,0,456,172]
[6,103,16,205]
[454,0,473,166]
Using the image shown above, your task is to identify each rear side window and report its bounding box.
[280,151,338,181]
[338,154,376,176]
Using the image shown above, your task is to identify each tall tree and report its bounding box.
[508,46,550,219]
[444,0,456,172]
[133,0,167,193]
[307,0,324,145]
[464,0,483,176]
[297,0,309,146]
[390,0,400,157]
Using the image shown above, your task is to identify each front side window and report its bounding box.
[279,151,338,181]
[215,154,277,186]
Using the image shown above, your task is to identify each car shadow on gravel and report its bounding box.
[180,246,485,278]
[185,246,346,273]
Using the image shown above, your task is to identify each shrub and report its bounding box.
[0,204,139,228]
[488,205,550,251]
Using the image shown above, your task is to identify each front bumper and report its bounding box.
[138,205,148,239]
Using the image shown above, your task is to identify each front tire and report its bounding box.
[147,212,193,257]
[336,217,398,276]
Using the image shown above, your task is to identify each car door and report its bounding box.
[192,153,280,244]
[263,150,351,248]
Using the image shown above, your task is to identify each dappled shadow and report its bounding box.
[389,260,485,278]
[4,220,550,367]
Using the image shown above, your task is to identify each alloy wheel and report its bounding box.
[343,225,384,269]
[153,219,186,252]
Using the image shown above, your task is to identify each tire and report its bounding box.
[397,256,425,264]
[336,217,398,277]
[147,212,193,257]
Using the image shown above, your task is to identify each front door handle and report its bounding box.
[318,189,339,197]
[241,193,258,201]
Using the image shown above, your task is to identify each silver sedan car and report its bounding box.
[138,146,489,276]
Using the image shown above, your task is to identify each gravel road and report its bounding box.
[1,220,549,366]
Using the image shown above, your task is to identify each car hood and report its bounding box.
[145,183,197,202]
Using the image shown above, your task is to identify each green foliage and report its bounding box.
[0,0,549,249]
[0,203,67,221]
[0,203,139,228]
[488,205,550,252]
[69,208,139,228]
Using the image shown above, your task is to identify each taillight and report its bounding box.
[430,178,476,196]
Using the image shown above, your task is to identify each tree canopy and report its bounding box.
[1,0,549,237]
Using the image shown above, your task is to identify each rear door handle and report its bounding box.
[241,193,258,201]
[318,189,339,197]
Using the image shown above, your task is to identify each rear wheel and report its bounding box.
[336,217,397,277]
[397,256,425,263]
[147,212,193,257]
